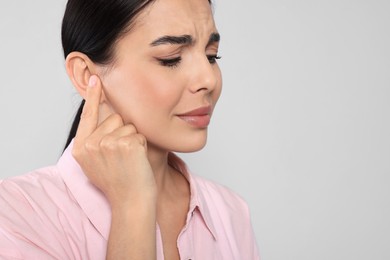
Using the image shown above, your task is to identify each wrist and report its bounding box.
[109,189,157,212]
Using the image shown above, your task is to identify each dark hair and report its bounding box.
[62,0,212,151]
[62,0,155,150]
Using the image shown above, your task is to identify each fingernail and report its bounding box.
[88,75,97,87]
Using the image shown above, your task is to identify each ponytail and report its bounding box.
[63,100,85,151]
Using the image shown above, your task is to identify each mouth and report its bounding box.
[177,106,212,128]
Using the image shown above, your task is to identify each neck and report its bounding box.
[146,144,175,194]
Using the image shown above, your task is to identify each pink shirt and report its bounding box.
[0,143,259,259]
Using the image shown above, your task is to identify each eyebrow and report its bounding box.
[150,35,193,46]
[150,32,220,47]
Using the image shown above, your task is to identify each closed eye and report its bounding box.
[157,55,220,68]
[157,57,182,68]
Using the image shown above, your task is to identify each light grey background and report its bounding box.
[1,0,389,259]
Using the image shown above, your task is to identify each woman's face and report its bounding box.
[100,0,222,153]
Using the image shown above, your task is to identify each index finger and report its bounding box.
[75,75,102,141]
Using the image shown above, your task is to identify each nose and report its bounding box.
[189,55,219,94]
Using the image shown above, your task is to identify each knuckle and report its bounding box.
[84,140,99,153]
[118,136,135,148]
[124,124,137,133]
[135,134,147,146]
[109,114,124,126]
[100,136,116,151]
[117,136,143,151]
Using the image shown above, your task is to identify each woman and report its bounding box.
[0,0,259,259]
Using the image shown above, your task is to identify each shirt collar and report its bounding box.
[168,153,218,240]
[57,141,218,241]
[57,140,111,240]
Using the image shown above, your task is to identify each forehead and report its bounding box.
[135,0,215,35]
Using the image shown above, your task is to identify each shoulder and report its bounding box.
[0,166,73,210]
[0,167,86,257]
[191,173,250,218]
[0,166,80,230]
[190,173,260,258]
[1,165,65,192]
[1,166,64,200]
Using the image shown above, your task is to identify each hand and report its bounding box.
[72,75,157,207]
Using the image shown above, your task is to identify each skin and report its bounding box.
[66,0,222,258]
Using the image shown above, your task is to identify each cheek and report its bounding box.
[131,73,184,115]
[102,68,184,124]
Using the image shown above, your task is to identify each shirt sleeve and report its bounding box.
[242,200,261,260]
[0,178,75,260]
[0,228,23,259]
[0,168,108,260]
[0,226,62,260]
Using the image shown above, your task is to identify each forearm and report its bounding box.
[106,196,157,260]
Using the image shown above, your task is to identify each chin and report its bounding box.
[171,133,208,153]
[174,141,207,153]
[146,129,208,153]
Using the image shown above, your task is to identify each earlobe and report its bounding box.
[65,52,97,99]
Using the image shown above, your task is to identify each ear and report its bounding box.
[65,52,104,100]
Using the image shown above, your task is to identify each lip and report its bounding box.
[178,106,212,116]
[177,106,212,128]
